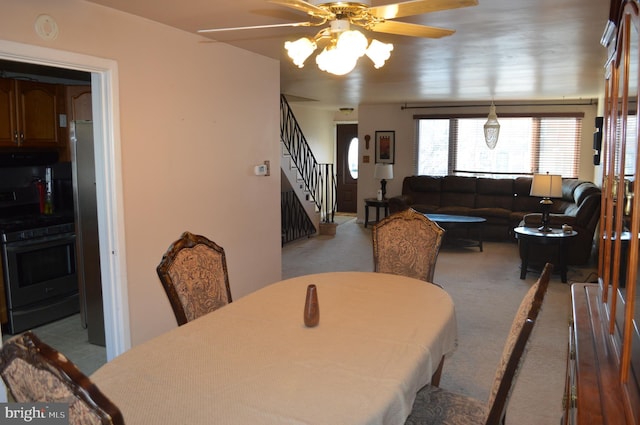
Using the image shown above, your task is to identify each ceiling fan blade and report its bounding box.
[198,21,313,33]
[367,0,478,20]
[268,0,334,20]
[368,20,455,38]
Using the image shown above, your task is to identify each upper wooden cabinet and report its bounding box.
[60,85,92,162]
[568,1,640,424]
[0,78,66,149]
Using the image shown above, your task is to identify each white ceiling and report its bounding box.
[85,0,612,110]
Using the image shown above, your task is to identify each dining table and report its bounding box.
[90,271,458,425]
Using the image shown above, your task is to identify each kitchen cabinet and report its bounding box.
[0,78,66,149]
[62,85,92,162]
[564,1,640,423]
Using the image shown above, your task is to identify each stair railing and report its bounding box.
[281,190,316,245]
[280,94,336,223]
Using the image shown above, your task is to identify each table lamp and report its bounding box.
[530,172,562,232]
[374,164,393,199]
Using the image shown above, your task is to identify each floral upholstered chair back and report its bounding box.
[157,231,233,326]
[0,331,124,425]
[482,262,552,423]
[372,209,445,283]
[404,263,552,425]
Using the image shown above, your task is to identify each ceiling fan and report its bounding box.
[198,0,478,75]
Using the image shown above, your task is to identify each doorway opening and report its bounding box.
[336,123,358,213]
[0,40,130,363]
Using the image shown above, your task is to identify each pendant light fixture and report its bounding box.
[483,101,500,149]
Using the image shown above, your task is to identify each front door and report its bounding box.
[336,124,358,213]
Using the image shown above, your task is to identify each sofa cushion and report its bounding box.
[407,175,442,192]
[477,178,514,195]
[471,207,511,220]
[404,176,442,207]
[514,177,533,196]
[441,176,476,208]
[476,178,514,210]
[411,204,440,214]
[513,195,541,213]
[573,181,600,206]
[436,206,474,216]
[561,179,583,201]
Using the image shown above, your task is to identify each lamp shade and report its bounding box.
[530,173,562,198]
[374,164,393,180]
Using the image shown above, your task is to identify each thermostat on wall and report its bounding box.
[254,164,268,176]
[254,161,270,176]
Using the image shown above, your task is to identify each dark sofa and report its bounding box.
[390,175,601,265]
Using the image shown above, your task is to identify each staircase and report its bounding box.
[280,94,337,244]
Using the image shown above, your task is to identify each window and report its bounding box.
[348,137,359,179]
[417,114,583,178]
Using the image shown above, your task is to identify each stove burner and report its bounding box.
[0,214,75,243]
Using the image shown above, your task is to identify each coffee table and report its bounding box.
[514,226,578,283]
[424,213,487,251]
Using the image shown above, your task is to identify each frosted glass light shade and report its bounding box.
[337,30,368,57]
[316,45,358,75]
[483,102,500,149]
[285,37,317,68]
[284,23,393,75]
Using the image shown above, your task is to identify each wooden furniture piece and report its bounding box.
[0,331,124,425]
[426,213,487,251]
[90,272,458,425]
[156,231,232,326]
[372,208,445,283]
[0,78,66,149]
[63,84,92,162]
[564,1,640,423]
[405,263,552,425]
[364,197,390,227]
[514,226,577,283]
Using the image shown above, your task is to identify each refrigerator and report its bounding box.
[71,120,105,346]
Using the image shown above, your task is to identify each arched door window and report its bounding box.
[348,137,358,179]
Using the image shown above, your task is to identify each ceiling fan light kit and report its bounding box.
[285,37,318,67]
[286,19,393,75]
[200,0,477,75]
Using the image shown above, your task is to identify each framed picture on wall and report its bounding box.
[375,131,395,164]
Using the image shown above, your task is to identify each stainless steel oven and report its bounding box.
[1,222,79,334]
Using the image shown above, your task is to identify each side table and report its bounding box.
[364,198,390,228]
[514,226,577,283]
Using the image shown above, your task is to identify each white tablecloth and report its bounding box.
[91,272,457,425]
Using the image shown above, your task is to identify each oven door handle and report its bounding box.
[4,233,76,252]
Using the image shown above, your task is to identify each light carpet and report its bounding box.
[282,215,597,425]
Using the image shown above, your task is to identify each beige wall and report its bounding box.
[356,102,601,223]
[288,103,337,163]
[0,0,282,345]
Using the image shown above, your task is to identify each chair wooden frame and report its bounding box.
[0,331,124,425]
[405,263,553,425]
[372,208,445,283]
[157,231,232,326]
[485,263,552,424]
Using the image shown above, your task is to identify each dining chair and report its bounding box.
[0,331,124,425]
[157,231,232,325]
[404,262,554,425]
[372,208,445,283]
